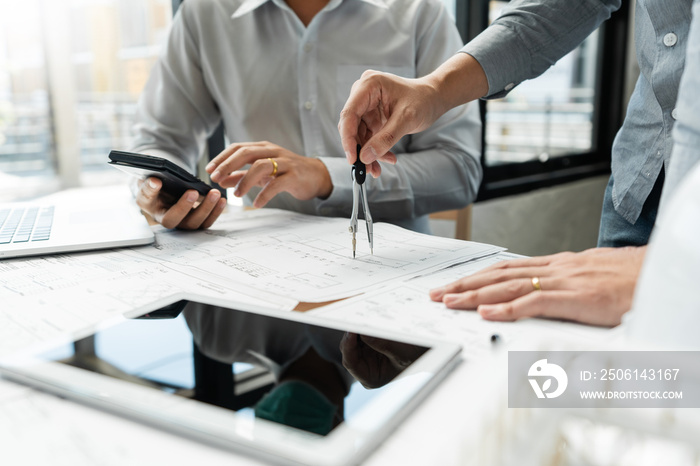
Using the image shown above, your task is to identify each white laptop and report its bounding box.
[0,186,154,259]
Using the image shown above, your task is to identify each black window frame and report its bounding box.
[454,0,630,201]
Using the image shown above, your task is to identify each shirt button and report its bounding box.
[504,83,515,91]
[304,101,313,110]
[671,108,678,120]
[663,33,678,47]
[303,43,313,53]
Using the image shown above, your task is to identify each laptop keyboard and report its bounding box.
[0,206,54,244]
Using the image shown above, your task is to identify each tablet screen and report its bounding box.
[38,300,429,437]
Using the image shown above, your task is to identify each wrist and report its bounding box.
[312,158,333,200]
[423,52,488,113]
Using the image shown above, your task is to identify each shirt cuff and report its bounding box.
[460,24,533,99]
[315,157,353,216]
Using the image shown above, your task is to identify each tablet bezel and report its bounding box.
[0,296,461,466]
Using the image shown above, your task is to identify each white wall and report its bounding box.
[470,175,608,256]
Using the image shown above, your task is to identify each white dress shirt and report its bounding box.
[625,163,700,350]
[130,0,482,233]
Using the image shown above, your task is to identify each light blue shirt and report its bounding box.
[662,0,700,209]
[131,0,482,233]
[463,0,692,224]
[627,0,700,347]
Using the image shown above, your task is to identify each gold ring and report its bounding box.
[531,277,542,291]
[268,158,278,177]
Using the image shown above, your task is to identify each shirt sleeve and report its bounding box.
[463,0,621,99]
[659,0,700,215]
[129,3,220,174]
[317,2,483,223]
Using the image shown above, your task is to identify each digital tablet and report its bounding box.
[0,298,461,466]
[108,150,213,198]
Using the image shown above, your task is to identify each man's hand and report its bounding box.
[429,247,647,327]
[338,53,488,177]
[135,177,226,230]
[340,332,427,389]
[338,71,439,177]
[206,141,332,208]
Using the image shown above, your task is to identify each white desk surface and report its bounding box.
[0,186,615,465]
[1,323,612,466]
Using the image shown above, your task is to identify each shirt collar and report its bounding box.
[231,0,268,19]
[231,0,388,19]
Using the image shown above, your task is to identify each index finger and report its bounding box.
[212,145,274,178]
[339,92,371,165]
[477,254,557,274]
[156,189,199,229]
[429,265,551,301]
[339,70,393,163]
[207,142,263,173]
[137,176,162,202]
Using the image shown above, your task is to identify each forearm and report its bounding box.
[462,0,620,98]
[422,53,489,116]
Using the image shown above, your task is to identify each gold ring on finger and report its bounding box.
[531,276,542,291]
[268,158,278,177]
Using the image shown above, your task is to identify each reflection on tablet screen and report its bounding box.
[40,300,429,437]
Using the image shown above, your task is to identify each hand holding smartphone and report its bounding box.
[108,150,213,199]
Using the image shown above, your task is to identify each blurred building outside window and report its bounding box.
[0,0,599,202]
[485,1,598,166]
[0,0,171,202]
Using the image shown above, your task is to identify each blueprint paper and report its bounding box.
[310,252,612,355]
[0,204,500,356]
[0,190,613,466]
[134,208,503,303]
[0,255,294,357]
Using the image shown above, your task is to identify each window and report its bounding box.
[0,1,54,199]
[2,0,629,203]
[447,0,630,200]
[0,0,172,201]
[485,2,599,165]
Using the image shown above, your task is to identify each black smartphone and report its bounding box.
[108,150,213,198]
